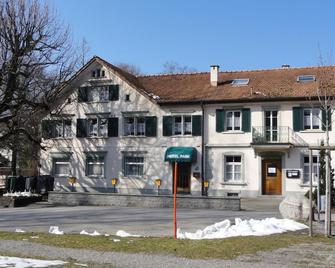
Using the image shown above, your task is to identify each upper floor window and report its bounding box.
[78,85,119,103]
[92,68,105,78]
[297,75,316,83]
[225,110,241,131]
[42,119,72,139]
[124,117,145,136]
[224,155,242,182]
[87,117,108,137]
[303,156,319,184]
[303,108,321,130]
[173,115,192,135]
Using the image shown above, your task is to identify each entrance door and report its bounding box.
[265,110,278,142]
[262,159,282,195]
[172,163,191,194]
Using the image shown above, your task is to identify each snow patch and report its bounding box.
[15,228,26,233]
[0,256,66,267]
[80,230,101,236]
[48,226,64,235]
[112,239,121,242]
[3,191,39,197]
[177,218,308,240]
[116,230,141,237]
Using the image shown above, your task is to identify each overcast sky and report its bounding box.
[49,0,335,74]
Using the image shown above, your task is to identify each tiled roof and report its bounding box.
[90,56,335,104]
[137,67,335,104]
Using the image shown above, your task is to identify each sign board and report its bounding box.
[286,170,300,179]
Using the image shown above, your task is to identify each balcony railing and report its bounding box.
[252,126,307,146]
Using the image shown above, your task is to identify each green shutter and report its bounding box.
[293,107,303,131]
[241,108,251,132]
[76,119,87,138]
[322,108,332,131]
[108,117,119,137]
[145,116,157,137]
[78,87,88,102]
[109,85,119,101]
[192,115,202,136]
[216,109,225,132]
[41,120,54,139]
[163,116,173,136]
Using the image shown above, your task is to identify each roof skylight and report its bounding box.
[231,79,250,86]
[297,75,316,82]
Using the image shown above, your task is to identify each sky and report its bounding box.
[48,0,335,74]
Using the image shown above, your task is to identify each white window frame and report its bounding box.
[172,115,192,136]
[303,108,321,130]
[87,117,108,138]
[52,158,70,177]
[225,110,241,131]
[123,154,145,177]
[223,154,243,183]
[87,86,109,102]
[123,117,146,136]
[86,155,105,177]
[303,155,319,185]
[53,119,72,138]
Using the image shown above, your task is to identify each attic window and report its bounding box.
[91,68,105,78]
[297,75,316,82]
[231,79,249,86]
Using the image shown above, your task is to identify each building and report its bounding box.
[40,56,333,197]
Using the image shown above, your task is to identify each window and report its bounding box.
[231,79,249,86]
[124,117,145,136]
[53,158,70,176]
[92,68,105,78]
[87,86,109,102]
[297,75,316,82]
[87,117,108,137]
[173,115,192,135]
[303,108,321,130]
[224,155,242,182]
[225,111,241,131]
[42,119,72,139]
[124,155,144,176]
[86,154,105,177]
[303,156,319,184]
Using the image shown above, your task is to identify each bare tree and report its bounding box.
[77,37,90,68]
[162,61,197,74]
[0,0,77,175]
[116,62,142,76]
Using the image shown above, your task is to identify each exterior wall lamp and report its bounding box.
[155,179,161,195]
[111,178,118,193]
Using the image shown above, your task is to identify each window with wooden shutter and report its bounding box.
[163,116,173,136]
[76,119,87,138]
[108,118,119,137]
[145,116,157,137]
[322,108,332,131]
[41,120,54,139]
[192,115,202,136]
[78,87,88,102]
[216,109,225,132]
[241,108,251,132]
[109,85,119,101]
[292,107,303,131]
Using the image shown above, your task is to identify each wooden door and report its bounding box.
[172,163,191,194]
[262,159,282,195]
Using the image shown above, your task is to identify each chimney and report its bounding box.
[210,65,219,86]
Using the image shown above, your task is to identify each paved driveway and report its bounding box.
[0,200,281,236]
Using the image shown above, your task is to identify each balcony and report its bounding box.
[251,126,307,153]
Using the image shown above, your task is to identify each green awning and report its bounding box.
[164,147,197,163]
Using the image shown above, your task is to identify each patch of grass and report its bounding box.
[0,231,334,260]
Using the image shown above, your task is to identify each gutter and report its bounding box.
[201,101,205,196]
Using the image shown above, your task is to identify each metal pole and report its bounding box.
[173,162,178,239]
[317,173,321,222]
[309,149,313,237]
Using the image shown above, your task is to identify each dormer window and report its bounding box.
[231,79,249,86]
[297,75,316,82]
[91,68,106,78]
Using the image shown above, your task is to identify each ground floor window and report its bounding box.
[86,153,105,177]
[123,154,145,176]
[303,156,319,184]
[224,155,242,182]
[52,158,70,177]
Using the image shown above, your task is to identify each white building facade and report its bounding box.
[40,57,334,197]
